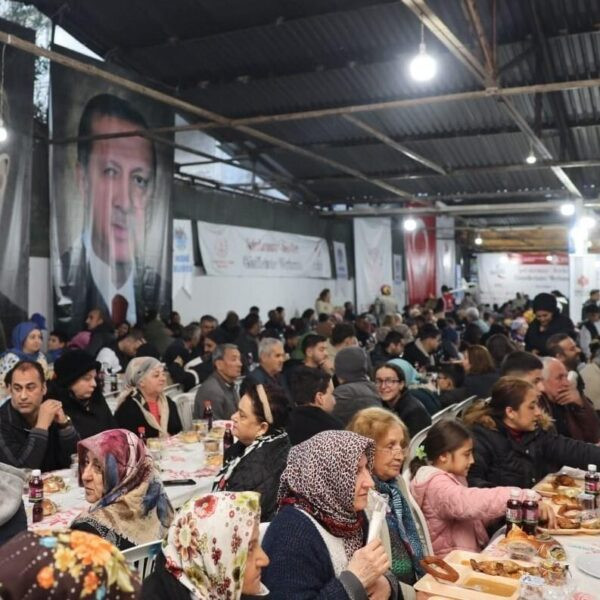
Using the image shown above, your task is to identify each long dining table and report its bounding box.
[25,426,225,530]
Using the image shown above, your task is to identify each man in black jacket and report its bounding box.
[49,350,116,439]
[370,330,404,368]
[287,367,343,445]
[164,323,204,391]
[0,361,78,471]
[85,308,116,358]
[402,324,441,371]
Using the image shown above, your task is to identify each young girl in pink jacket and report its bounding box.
[409,420,554,557]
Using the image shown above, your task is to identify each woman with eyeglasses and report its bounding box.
[114,357,182,438]
[347,407,425,598]
[374,363,431,437]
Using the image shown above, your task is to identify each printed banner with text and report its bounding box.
[196,221,331,278]
[477,252,569,307]
[172,219,194,296]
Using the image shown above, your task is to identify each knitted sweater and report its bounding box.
[262,505,400,600]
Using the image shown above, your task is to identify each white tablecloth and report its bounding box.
[26,434,221,530]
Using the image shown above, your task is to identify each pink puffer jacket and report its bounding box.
[410,466,517,557]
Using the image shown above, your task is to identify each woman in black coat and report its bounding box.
[51,349,116,439]
[525,292,576,355]
[465,377,600,489]
[212,383,291,521]
[114,357,182,438]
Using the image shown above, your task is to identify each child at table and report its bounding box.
[409,420,555,557]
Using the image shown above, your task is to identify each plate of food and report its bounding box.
[537,495,600,535]
[534,472,584,498]
[178,431,200,444]
[42,475,67,494]
[41,498,58,516]
[499,525,566,560]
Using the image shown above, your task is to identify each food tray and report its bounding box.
[533,472,585,498]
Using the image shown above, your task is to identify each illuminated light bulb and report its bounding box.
[409,43,437,82]
[403,217,417,232]
[474,235,483,246]
[560,202,575,217]
[525,151,537,165]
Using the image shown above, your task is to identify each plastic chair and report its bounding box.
[121,539,162,579]
[431,403,455,424]
[402,425,431,485]
[448,395,478,419]
[173,392,195,431]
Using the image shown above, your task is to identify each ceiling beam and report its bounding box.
[462,0,497,79]
[320,199,600,218]
[401,0,583,198]
[299,159,600,184]
[0,30,420,205]
[341,114,447,175]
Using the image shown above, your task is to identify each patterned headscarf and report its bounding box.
[278,430,375,559]
[71,429,174,547]
[162,492,264,600]
[0,529,140,599]
[115,357,171,436]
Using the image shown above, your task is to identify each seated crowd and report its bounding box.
[2,285,600,598]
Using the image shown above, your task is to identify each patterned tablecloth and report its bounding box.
[26,431,223,531]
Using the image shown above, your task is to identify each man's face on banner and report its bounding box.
[79,114,154,267]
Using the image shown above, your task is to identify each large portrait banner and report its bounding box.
[50,55,174,334]
[0,19,35,340]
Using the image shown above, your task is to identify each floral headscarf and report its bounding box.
[278,430,375,560]
[71,428,174,548]
[162,491,263,600]
[0,529,140,599]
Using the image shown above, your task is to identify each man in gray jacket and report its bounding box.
[193,344,242,420]
[332,346,382,426]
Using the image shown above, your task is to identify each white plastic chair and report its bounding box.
[449,395,478,419]
[402,425,431,485]
[173,392,195,431]
[431,403,455,424]
[121,539,162,579]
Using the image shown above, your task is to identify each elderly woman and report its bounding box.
[70,428,174,550]
[374,363,431,437]
[262,430,399,600]
[348,408,425,595]
[213,383,290,521]
[142,491,270,599]
[0,321,47,387]
[114,357,182,438]
[0,529,140,599]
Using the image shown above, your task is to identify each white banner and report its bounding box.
[569,254,600,323]
[196,221,331,279]
[333,241,348,279]
[436,216,456,292]
[477,253,569,307]
[393,254,403,285]
[172,219,194,297]
[353,218,392,312]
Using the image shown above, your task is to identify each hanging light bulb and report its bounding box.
[474,235,483,246]
[409,24,437,82]
[559,202,575,217]
[525,149,537,165]
[403,217,417,232]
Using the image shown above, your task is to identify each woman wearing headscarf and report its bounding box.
[262,431,399,600]
[70,428,174,550]
[212,383,290,521]
[0,528,140,599]
[142,491,270,600]
[114,357,182,438]
[0,321,47,387]
[348,408,425,598]
[524,292,576,356]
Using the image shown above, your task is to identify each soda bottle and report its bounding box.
[32,498,44,523]
[585,464,600,509]
[137,426,147,445]
[203,400,213,431]
[223,423,234,452]
[110,372,118,392]
[522,490,539,535]
[28,469,43,503]
[506,488,522,533]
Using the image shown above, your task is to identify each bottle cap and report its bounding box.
[32,469,41,477]
[137,426,145,434]
[589,464,597,472]
[225,423,232,429]
[526,490,537,500]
